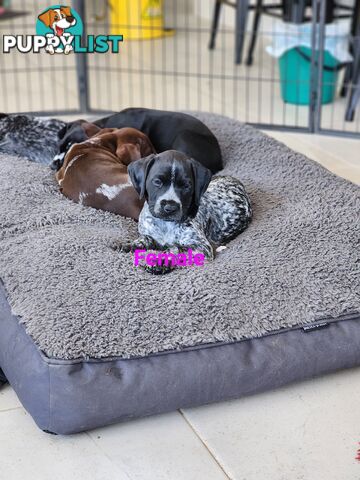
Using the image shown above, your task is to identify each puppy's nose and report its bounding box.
[162,201,180,214]
[66,15,75,22]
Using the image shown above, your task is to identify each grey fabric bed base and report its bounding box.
[1,282,359,435]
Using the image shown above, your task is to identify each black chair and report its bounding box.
[209,0,312,65]
[209,0,354,66]
[209,0,360,120]
[341,0,360,121]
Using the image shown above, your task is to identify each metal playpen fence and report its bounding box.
[0,0,359,137]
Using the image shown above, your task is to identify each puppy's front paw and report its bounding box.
[45,45,55,55]
[109,240,132,253]
[120,243,133,253]
[144,265,173,275]
[137,250,174,275]
[64,44,73,55]
[110,236,152,253]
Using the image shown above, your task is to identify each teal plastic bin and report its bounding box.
[279,47,340,105]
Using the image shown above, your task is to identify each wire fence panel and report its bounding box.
[0,0,358,137]
[87,0,313,131]
[0,0,81,115]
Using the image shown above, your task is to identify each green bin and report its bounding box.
[279,47,340,105]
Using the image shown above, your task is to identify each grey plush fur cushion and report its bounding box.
[0,113,359,360]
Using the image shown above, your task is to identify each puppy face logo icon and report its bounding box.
[2,4,123,54]
[36,5,83,54]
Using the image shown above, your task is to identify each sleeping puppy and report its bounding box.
[56,127,156,220]
[0,113,65,164]
[116,150,252,273]
[53,108,223,174]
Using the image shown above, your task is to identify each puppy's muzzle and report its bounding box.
[158,200,182,220]
[161,200,180,214]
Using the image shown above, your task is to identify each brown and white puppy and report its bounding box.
[56,127,156,220]
[38,6,76,54]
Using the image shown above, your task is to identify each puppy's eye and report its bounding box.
[152,178,163,188]
[179,182,191,191]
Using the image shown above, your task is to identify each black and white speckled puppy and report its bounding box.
[121,150,252,273]
[0,113,65,165]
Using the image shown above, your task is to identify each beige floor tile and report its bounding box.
[0,409,131,480]
[292,132,360,171]
[87,412,229,480]
[0,384,21,412]
[182,368,360,480]
[265,130,360,184]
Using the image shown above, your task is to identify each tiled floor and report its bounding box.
[1,130,359,479]
[2,360,360,479]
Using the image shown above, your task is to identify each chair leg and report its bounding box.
[0,368,7,386]
[246,0,262,66]
[345,38,360,121]
[209,0,222,50]
[235,0,250,64]
[340,63,352,98]
[345,83,360,121]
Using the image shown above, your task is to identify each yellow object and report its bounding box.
[110,0,172,40]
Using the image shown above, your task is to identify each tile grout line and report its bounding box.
[178,409,234,480]
[85,431,134,480]
[0,406,23,413]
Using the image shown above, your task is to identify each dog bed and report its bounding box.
[0,113,359,434]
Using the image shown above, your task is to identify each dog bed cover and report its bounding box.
[0,113,359,434]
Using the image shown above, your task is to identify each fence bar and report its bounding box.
[314,0,326,132]
[309,0,319,132]
[73,0,89,113]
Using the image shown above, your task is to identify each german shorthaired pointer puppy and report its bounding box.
[56,127,156,220]
[0,109,223,178]
[53,108,223,174]
[116,150,252,273]
[0,113,65,164]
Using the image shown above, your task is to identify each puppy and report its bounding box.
[117,150,252,273]
[38,6,76,54]
[52,120,101,170]
[54,108,223,174]
[0,113,65,164]
[56,127,156,220]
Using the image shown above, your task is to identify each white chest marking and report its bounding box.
[139,203,194,247]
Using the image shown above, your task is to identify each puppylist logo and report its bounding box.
[2,4,123,54]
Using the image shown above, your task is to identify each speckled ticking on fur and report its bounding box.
[138,176,252,261]
[0,114,65,165]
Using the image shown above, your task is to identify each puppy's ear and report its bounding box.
[128,154,156,199]
[190,158,212,216]
[81,121,101,138]
[61,6,72,17]
[57,120,89,153]
[140,136,156,157]
[38,9,53,27]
